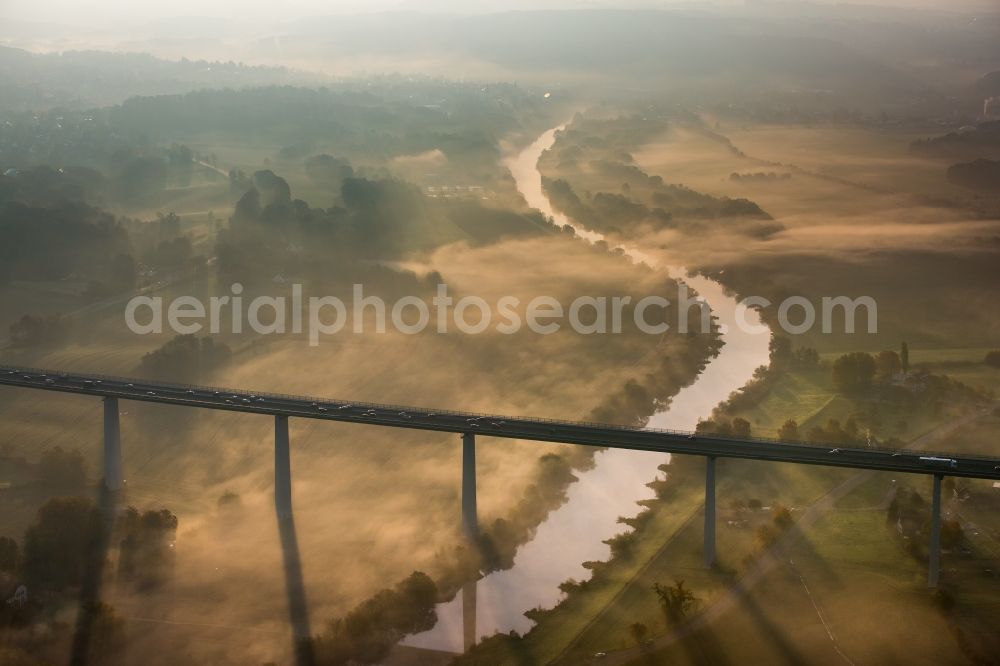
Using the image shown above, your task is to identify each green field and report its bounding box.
[492,347,1000,664]
[624,507,996,665]
[533,465,853,662]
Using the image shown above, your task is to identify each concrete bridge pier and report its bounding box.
[274,416,314,665]
[102,397,124,496]
[704,456,717,568]
[275,416,293,519]
[70,397,127,666]
[462,433,478,540]
[928,473,943,587]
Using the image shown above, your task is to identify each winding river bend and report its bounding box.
[406,126,771,653]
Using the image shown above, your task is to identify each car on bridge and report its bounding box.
[920,456,958,469]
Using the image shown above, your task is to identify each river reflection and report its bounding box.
[405,125,770,653]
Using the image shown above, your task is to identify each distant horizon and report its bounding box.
[2,0,996,68]
[2,0,998,27]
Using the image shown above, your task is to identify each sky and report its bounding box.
[1,0,625,23]
[0,0,992,36]
[2,0,987,25]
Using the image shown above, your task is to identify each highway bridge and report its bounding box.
[3,366,998,479]
[2,365,998,661]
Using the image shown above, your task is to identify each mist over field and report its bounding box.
[0,1,998,665]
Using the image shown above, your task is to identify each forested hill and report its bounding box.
[0,46,308,111]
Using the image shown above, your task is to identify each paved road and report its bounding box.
[2,368,999,481]
[195,159,228,177]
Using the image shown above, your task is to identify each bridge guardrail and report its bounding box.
[2,364,994,464]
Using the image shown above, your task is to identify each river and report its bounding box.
[405,125,771,653]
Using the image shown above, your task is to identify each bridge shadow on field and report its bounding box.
[678,623,734,665]
[278,510,315,666]
[789,533,840,586]
[733,577,810,665]
[68,486,117,666]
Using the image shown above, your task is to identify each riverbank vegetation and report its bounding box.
[452,346,997,664]
[538,114,779,245]
[3,8,1000,661]
[0,81,723,664]
[447,108,1000,664]
[0,453,177,665]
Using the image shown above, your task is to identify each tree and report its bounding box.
[252,170,291,207]
[696,419,729,436]
[1,198,135,289]
[118,508,178,589]
[932,588,955,614]
[137,334,232,381]
[940,520,964,550]
[769,335,792,365]
[22,497,101,590]
[901,342,910,374]
[604,532,636,559]
[167,143,194,168]
[0,536,18,572]
[147,236,193,271]
[9,314,68,348]
[156,211,181,239]
[80,601,125,662]
[229,168,251,196]
[808,417,866,445]
[630,622,649,646]
[875,350,902,379]
[908,489,926,510]
[755,524,778,547]
[315,571,438,665]
[947,159,1000,190]
[558,578,583,594]
[793,347,820,367]
[114,156,167,201]
[807,426,827,443]
[110,253,137,289]
[653,580,698,625]
[832,352,876,394]
[305,154,354,186]
[731,417,751,438]
[777,419,799,441]
[696,417,749,438]
[772,505,793,529]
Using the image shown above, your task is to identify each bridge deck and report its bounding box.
[2,365,998,480]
